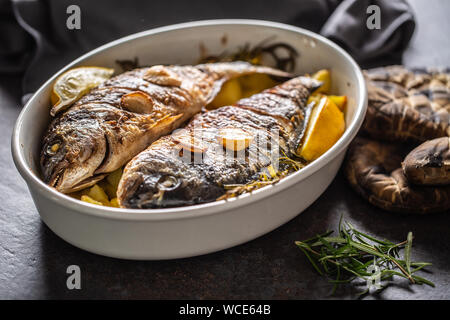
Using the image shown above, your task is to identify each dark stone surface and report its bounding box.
[0,0,449,299]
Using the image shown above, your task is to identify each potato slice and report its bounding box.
[106,167,123,190]
[110,198,120,208]
[85,184,109,205]
[209,79,242,108]
[81,195,104,206]
[298,96,345,161]
[98,180,117,199]
[239,74,277,98]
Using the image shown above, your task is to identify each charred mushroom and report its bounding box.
[363,66,449,143]
[402,136,450,186]
[345,137,450,214]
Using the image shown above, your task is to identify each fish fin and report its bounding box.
[201,62,292,104]
[198,61,292,79]
[61,174,107,194]
[147,113,184,130]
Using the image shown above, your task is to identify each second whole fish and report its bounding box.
[40,61,290,193]
[118,76,320,208]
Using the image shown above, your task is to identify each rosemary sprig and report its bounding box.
[217,152,306,200]
[295,218,434,295]
[198,38,298,72]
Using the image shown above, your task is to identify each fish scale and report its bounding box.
[118,76,320,208]
[41,61,290,193]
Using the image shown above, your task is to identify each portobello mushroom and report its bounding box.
[402,136,450,186]
[345,137,450,214]
[363,65,449,143]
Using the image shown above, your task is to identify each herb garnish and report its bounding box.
[198,38,298,72]
[295,217,434,295]
[217,151,306,200]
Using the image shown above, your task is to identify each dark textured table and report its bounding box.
[1,0,449,299]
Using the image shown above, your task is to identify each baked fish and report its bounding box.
[118,76,320,208]
[41,62,290,193]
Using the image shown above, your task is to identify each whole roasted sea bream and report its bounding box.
[118,76,320,208]
[41,62,290,193]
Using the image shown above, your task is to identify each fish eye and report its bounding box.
[157,174,181,192]
[46,142,61,155]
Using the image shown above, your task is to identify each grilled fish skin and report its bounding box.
[41,62,290,193]
[118,76,320,209]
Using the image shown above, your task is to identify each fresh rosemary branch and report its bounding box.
[295,217,434,295]
[217,151,306,200]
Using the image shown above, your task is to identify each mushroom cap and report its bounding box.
[363,66,449,143]
[345,136,450,214]
[402,137,450,186]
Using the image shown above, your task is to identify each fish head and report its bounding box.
[118,144,223,209]
[40,119,107,193]
[118,171,185,209]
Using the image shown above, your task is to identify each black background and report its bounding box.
[0,0,449,299]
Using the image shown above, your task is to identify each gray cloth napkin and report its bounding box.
[0,0,415,98]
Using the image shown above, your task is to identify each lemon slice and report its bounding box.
[298,96,345,161]
[50,66,114,116]
[218,127,254,151]
[173,131,209,153]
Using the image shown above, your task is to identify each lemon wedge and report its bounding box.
[312,69,331,93]
[298,96,345,161]
[50,66,114,116]
[309,93,347,112]
[328,95,347,112]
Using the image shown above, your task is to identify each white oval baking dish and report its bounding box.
[12,20,367,260]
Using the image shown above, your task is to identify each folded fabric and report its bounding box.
[321,0,415,67]
[0,0,415,97]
